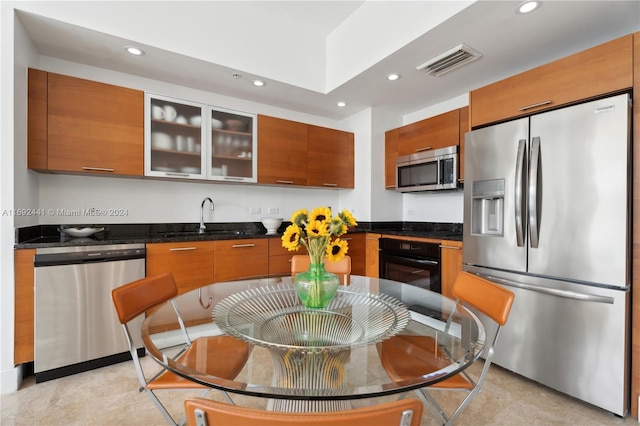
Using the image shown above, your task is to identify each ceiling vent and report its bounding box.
[416,44,482,77]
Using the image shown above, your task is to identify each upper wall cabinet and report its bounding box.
[145,93,207,179]
[307,125,354,189]
[257,115,308,186]
[470,34,634,128]
[145,93,257,182]
[257,115,354,189]
[384,107,465,190]
[397,109,459,157]
[28,69,144,176]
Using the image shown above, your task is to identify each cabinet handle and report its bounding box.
[415,146,432,152]
[165,172,190,177]
[439,245,461,250]
[385,185,396,189]
[169,247,197,251]
[232,243,255,248]
[82,166,114,172]
[342,237,352,241]
[322,183,338,187]
[517,100,552,112]
[223,177,245,181]
[276,180,294,184]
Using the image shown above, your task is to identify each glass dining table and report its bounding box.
[141,275,485,411]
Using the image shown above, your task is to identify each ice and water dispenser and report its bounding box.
[470,179,505,236]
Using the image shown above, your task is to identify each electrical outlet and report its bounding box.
[407,209,415,215]
[267,207,279,215]
[250,207,262,214]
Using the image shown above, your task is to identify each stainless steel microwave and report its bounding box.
[396,145,458,192]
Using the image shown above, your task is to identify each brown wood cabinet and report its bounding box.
[307,125,355,188]
[440,240,463,299]
[384,129,399,190]
[257,115,354,189]
[384,107,467,190]
[213,239,268,282]
[268,236,299,276]
[397,109,460,156]
[342,233,365,276]
[28,69,144,176]
[470,34,634,128]
[14,249,35,364]
[257,115,308,186]
[146,241,214,294]
[365,233,381,277]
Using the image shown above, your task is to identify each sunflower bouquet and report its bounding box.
[281,207,358,265]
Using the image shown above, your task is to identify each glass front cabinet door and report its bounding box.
[145,93,206,179]
[209,107,257,182]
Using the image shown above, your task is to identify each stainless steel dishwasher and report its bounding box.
[34,244,145,382]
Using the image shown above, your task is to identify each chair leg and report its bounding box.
[143,389,180,426]
[414,389,447,425]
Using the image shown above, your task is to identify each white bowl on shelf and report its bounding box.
[211,118,223,129]
[261,217,283,235]
[151,132,173,150]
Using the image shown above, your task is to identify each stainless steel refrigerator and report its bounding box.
[463,93,631,416]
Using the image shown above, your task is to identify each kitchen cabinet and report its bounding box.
[470,34,633,128]
[146,241,214,294]
[365,233,381,277]
[28,69,144,176]
[145,94,257,182]
[210,108,257,182]
[458,106,469,183]
[342,233,365,276]
[213,239,268,282]
[397,109,459,157]
[384,129,399,190]
[145,93,206,179]
[257,115,308,186]
[384,107,466,190]
[14,249,35,364]
[307,125,355,189]
[257,116,354,189]
[268,237,296,276]
[440,240,463,299]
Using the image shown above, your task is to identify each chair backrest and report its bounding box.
[452,271,514,326]
[184,397,423,426]
[291,255,351,285]
[112,272,178,325]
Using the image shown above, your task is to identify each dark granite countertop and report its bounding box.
[14,221,462,249]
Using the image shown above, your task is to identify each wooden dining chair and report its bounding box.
[291,254,352,285]
[112,272,251,426]
[184,397,423,426]
[378,271,515,426]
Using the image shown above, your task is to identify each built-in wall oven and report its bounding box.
[379,238,441,293]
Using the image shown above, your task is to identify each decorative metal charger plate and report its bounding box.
[213,285,410,353]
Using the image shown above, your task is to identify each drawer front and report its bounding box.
[214,239,269,282]
[146,241,214,293]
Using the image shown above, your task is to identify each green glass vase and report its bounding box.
[293,262,340,309]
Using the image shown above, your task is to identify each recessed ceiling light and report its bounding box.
[252,80,266,87]
[124,46,145,56]
[386,73,401,81]
[337,101,347,107]
[518,1,540,14]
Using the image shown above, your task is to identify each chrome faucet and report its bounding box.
[199,197,214,233]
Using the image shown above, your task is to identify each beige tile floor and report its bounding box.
[1,355,637,426]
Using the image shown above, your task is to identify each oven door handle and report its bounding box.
[380,253,439,266]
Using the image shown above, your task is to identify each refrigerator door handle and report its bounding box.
[514,139,527,247]
[528,136,541,248]
[478,273,615,304]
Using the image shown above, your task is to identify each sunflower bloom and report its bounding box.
[339,209,358,227]
[290,209,309,227]
[282,224,301,251]
[326,238,348,262]
[307,220,328,238]
[309,207,332,224]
